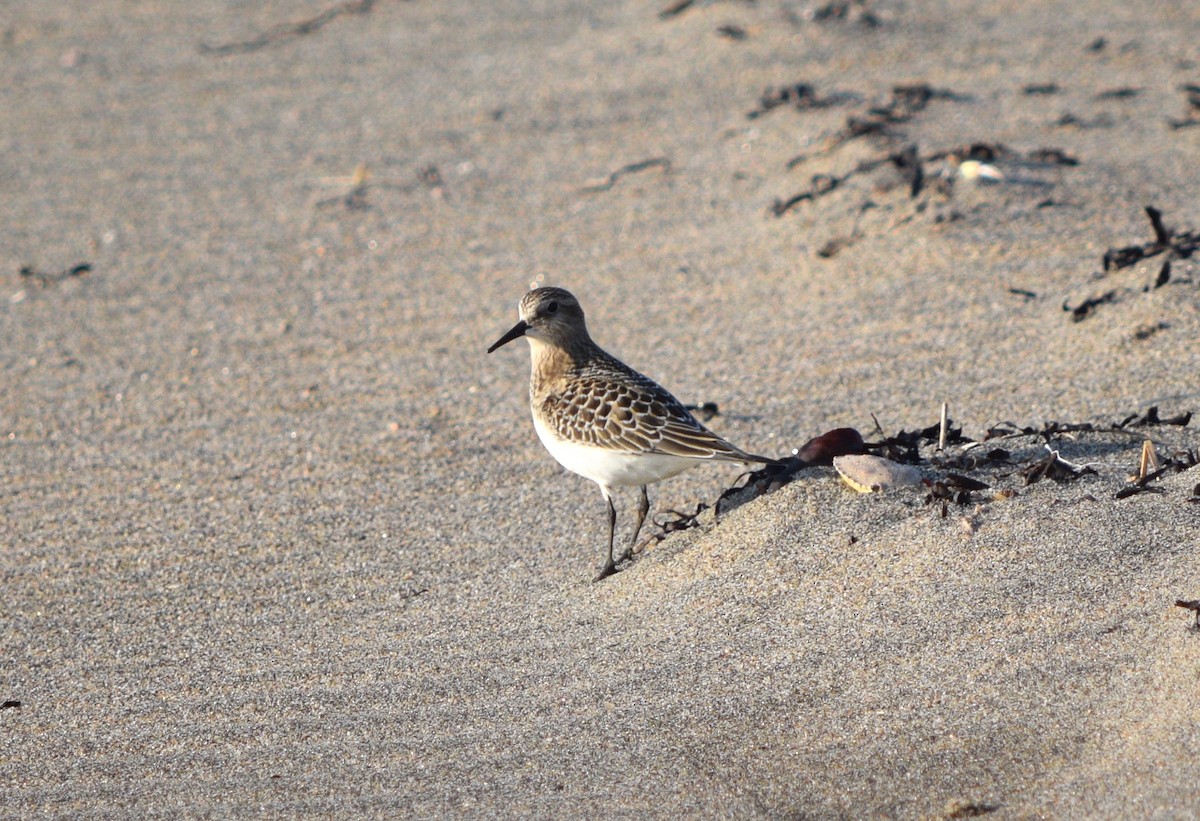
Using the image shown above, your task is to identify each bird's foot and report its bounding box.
[592,547,637,582]
[593,562,621,582]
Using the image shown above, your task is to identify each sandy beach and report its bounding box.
[3,0,1199,816]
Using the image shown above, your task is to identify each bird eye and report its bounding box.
[546,301,559,315]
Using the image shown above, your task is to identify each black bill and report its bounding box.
[487,320,529,353]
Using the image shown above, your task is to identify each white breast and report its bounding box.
[531,412,698,490]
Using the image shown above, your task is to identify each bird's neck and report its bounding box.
[527,336,587,394]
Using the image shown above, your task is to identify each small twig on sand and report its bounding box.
[580,158,671,193]
[200,0,380,56]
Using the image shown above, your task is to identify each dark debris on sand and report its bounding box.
[1066,205,1200,322]
[647,406,1196,546]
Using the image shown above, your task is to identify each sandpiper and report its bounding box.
[488,287,774,581]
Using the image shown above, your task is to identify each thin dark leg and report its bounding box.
[617,485,650,563]
[593,492,620,582]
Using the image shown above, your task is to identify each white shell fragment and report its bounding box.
[833,455,923,493]
[957,159,1004,181]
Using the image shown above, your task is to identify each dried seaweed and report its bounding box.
[1062,290,1117,321]
[1056,112,1116,129]
[1100,206,1200,272]
[817,236,857,258]
[1095,87,1141,100]
[771,151,902,216]
[580,158,671,193]
[922,143,1078,168]
[1020,449,1096,485]
[747,84,857,119]
[649,503,710,543]
[984,407,1190,444]
[643,404,1194,549]
[313,163,449,211]
[1076,204,1200,317]
[1115,484,1163,499]
[892,143,924,197]
[775,140,1076,217]
[924,473,989,507]
[199,0,381,55]
[1167,83,1200,130]
[18,262,91,287]
[1133,321,1169,340]
[771,172,848,215]
[658,0,696,19]
[944,799,1001,819]
[866,416,967,464]
[782,84,961,169]
[944,474,990,491]
[811,0,881,26]
[1116,406,1193,428]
